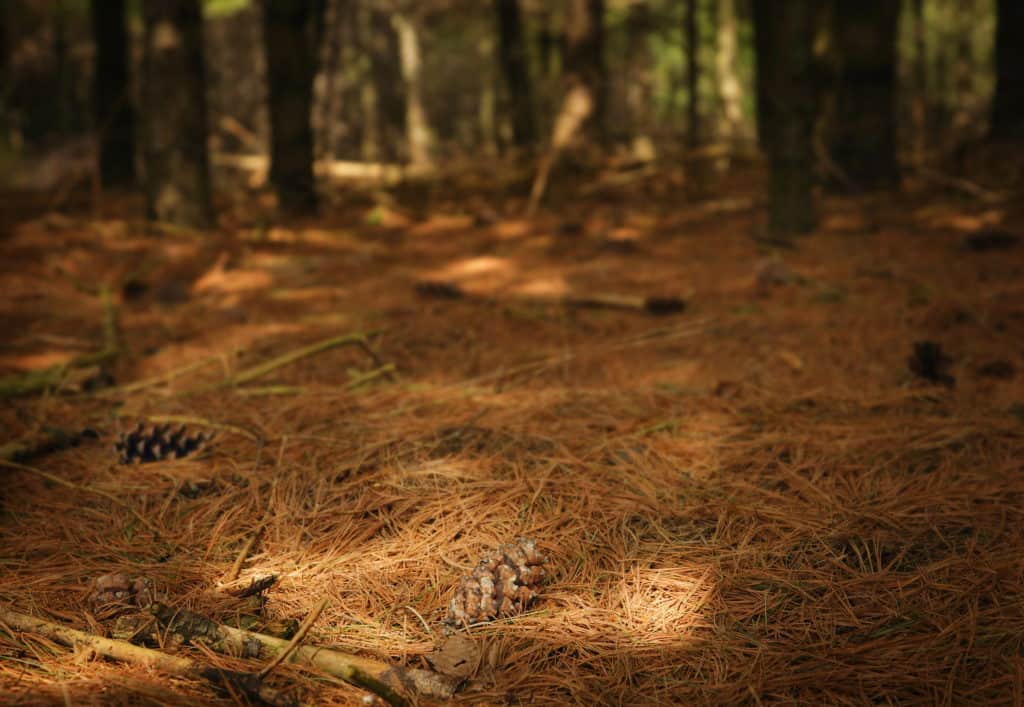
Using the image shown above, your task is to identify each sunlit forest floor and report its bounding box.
[1,164,1023,705]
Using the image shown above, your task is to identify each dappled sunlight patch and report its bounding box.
[407,214,475,237]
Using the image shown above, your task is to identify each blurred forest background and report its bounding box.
[1,0,1020,226]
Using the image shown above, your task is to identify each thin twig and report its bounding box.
[258,597,328,680]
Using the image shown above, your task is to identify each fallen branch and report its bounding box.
[0,606,292,707]
[221,330,389,389]
[152,602,459,705]
[416,280,686,316]
[0,427,97,463]
[0,287,117,398]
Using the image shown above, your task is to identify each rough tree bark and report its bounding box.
[625,1,654,152]
[754,0,815,237]
[91,0,136,187]
[990,0,1024,139]
[393,12,434,169]
[142,0,213,228]
[685,0,699,148]
[828,0,900,188]
[262,0,322,214]
[495,0,536,147]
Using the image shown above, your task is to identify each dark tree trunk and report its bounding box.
[828,0,900,188]
[262,0,322,214]
[625,2,653,144]
[495,0,536,147]
[990,0,1024,139]
[564,0,606,145]
[142,0,213,228]
[0,4,9,147]
[752,0,771,149]
[362,6,405,162]
[91,0,136,187]
[754,0,815,237]
[685,0,699,148]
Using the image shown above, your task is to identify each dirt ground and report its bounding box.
[1,168,1023,705]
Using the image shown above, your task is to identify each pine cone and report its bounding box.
[115,423,211,464]
[445,537,547,630]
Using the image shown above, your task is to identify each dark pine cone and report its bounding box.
[115,422,211,464]
[445,537,548,631]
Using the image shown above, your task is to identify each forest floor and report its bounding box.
[1,162,1023,705]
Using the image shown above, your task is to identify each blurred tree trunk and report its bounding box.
[91,0,136,187]
[910,0,927,163]
[393,12,433,169]
[685,0,698,148]
[564,0,606,146]
[828,0,899,187]
[1,3,10,148]
[55,0,73,136]
[536,7,555,80]
[360,6,404,162]
[495,0,536,147]
[754,0,815,237]
[951,0,975,137]
[752,0,771,149]
[142,0,213,228]
[262,0,322,215]
[478,35,497,155]
[715,0,742,143]
[990,0,1024,139]
[625,2,653,153]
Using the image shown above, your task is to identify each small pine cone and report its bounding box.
[445,537,547,630]
[115,422,211,464]
[89,573,154,610]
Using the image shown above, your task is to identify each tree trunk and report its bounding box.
[142,0,213,228]
[828,0,900,188]
[358,6,404,163]
[495,0,536,148]
[625,2,653,149]
[990,0,1024,139]
[262,0,321,215]
[752,0,771,150]
[685,0,699,148]
[1,3,11,149]
[91,0,136,187]
[564,0,606,146]
[715,0,742,143]
[393,12,433,169]
[910,0,927,163]
[754,0,815,237]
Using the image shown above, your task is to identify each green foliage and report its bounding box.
[203,0,250,19]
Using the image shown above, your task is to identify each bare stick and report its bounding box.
[152,603,458,703]
[0,606,290,707]
[225,526,264,584]
[224,330,384,388]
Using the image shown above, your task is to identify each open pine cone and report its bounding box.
[115,422,211,464]
[445,537,547,631]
